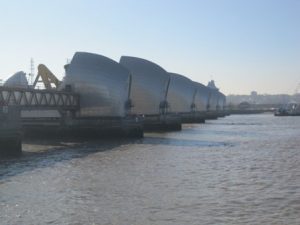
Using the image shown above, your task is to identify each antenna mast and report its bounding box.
[29,58,35,85]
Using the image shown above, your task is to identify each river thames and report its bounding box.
[1,114,299,225]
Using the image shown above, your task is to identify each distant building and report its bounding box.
[250,91,258,103]
[227,93,293,106]
[251,91,258,97]
[238,101,251,109]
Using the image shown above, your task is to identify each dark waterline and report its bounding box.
[1,114,300,225]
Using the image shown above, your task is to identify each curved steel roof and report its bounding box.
[194,82,210,112]
[217,92,226,110]
[61,52,131,117]
[120,56,170,115]
[207,88,219,112]
[167,73,196,113]
[4,71,28,88]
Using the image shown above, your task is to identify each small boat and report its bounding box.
[274,102,300,116]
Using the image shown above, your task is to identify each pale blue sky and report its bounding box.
[0,0,299,95]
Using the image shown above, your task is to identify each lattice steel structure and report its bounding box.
[0,86,79,110]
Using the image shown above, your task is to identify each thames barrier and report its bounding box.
[0,52,226,156]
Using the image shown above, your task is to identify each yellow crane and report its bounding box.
[32,64,61,89]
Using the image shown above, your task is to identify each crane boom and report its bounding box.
[33,64,61,89]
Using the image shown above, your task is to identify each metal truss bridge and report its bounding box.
[0,86,79,110]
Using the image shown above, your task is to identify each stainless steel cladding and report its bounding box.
[167,73,197,113]
[194,82,210,112]
[119,56,170,115]
[60,52,131,117]
[222,94,227,110]
[4,71,28,88]
[217,93,226,111]
[208,89,219,112]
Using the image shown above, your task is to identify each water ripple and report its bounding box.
[1,114,300,224]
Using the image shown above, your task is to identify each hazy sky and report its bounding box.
[0,0,299,95]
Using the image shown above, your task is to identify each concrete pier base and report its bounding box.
[205,111,219,120]
[0,136,22,157]
[217,112,227,118]
[0,106,22,157]
[143,114,182,132]
[22,116,144,139]
[181,112,206,124]
[144,122,182,131]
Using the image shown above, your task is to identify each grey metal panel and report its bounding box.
[194,82,209,112]
[222,94,227,110]
[208,88,219,112]
[167,73,196,113]
[119,56,170,115]
[4,71,28,88]
[60,52,131,117]
[217,93,226,110]
[216,91,221,110]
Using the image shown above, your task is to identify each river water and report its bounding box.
[0,114,300,225]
